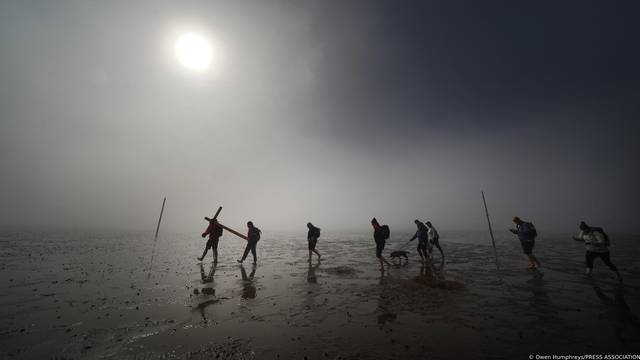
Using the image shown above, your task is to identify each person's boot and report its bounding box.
[197,256,203,261]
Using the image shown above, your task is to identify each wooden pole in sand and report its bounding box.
[481,191,500,272]
[154,197,167,239]
[147,197,166,279]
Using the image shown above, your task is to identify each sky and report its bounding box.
[1,1,639,234]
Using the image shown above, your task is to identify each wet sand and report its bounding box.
[1,230,639,359]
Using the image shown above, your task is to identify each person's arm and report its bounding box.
[572,231,584,242]
[409,232,417,242]
[509,228,518,234]
[202,224,213,238]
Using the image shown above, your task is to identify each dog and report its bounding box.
[389,250,409,262]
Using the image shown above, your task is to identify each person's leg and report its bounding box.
[238,242,251,263]
[380,242,391,266]
[532,255,540,267]
[529,242,540,267]
[250,241,257,263]
[417,244,424,261]
[312,238,321,258]
[376,242,390,269]
[599,252,622,281]
[525,253,534,268]
[527,254,540,268]
[522,242,535,268]
[434,240,444,258]
[199,240,212,261]
[212,238,219,262]
[585,251,596,275]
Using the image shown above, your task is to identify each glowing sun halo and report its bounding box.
[174,33,213,71]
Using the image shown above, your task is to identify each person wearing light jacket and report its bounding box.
[573,221,622,282]
[426,221,444,259]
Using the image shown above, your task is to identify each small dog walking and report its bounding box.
[389,250,409,264]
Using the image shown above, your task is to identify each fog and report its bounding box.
[1,1,639,234]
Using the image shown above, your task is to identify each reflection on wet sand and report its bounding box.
[199,262,217,284]
[592,280,640,345]
[240,264,257,299]
[2,231,639,359]
[307,259,320,284]
[527,269,548,306]
[193,262,218,321]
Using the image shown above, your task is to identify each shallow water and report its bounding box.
[1,229,639,359]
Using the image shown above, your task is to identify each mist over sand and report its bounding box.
[1,1,640,359]
[1,1,639,233]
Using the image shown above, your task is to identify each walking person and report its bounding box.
[409,220,429,262]
[237,221,261,264]
[198,218,223,262]
[307,222,321,261]
[371,218,392,270]
[426,221,444,259]
[509,216,541,269]
[573,221,622,282]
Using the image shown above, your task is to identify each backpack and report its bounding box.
[250,227,261,241]
[214,225,223,237]
[380,225,390,240]
[311,227,320,238]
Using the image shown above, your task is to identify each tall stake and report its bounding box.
[148,197,166,280]
[482,191,500,272]
[154,197,166,239]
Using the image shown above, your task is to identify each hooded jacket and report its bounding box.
[575,227,609,253]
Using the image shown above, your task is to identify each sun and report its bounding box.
[174,33,213,71]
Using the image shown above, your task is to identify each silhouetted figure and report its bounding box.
[198,218,223,262]
[240,264,257,299]
[509,216,541,269]
[238,221,261,264]
[371,217,392,270]
[409,219,429,262]
[573,221,622,282]
[426,221,444,259]
[307,222,321,260]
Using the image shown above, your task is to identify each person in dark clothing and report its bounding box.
[238,221,261,264]
[371,217,392,270]
[307,222,321,261]
[573,221,622,282]
[198,218,223,262]
[509,216,541,269]
[409,219,429,262]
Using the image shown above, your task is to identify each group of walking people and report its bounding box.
[508,217,623,282]
[196,215,623,282]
